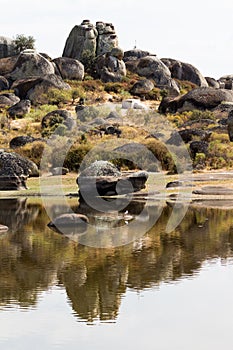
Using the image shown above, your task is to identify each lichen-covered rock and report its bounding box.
[53,57,84,80]
[0,151,38,190]
[0,93,20,107]
[12,74,71,104]
[9,49,55,81]
[161,58,208,87]
[130,79,154,95]
[80,161,121,177]
[123,49,153,62]
[134,56,180,95]
[8,99,31,118]
[227,109,233,141]
[63,20,118,61]
[95,47,126,83]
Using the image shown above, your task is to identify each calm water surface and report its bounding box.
[0,197,233,350]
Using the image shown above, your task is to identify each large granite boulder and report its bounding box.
[0,93,20,107]
[53,57,84,80]
[0,36,16,58]
[130,79,154,96]
[9,49,55,81]
[159,87,233,113]
[205,77,220,88]
[77,160,148,196]
[132,56,180,95]
[161,58,208,87]
[12,74,71,104]
[189,141,209,159]
[95,47,126,82]
[8,99,31,118]
[0,151,38,190]
[0,55,18,76]
[123,49,153,62]
[63,20,118,61]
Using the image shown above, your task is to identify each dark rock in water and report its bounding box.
[77,160,148,197]
[48,213,89,234]
[8,99,31,118]
[0,151,38,190]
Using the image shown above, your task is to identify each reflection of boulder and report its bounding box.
[0,198,40,230]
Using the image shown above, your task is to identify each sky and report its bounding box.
[1,0,233,79]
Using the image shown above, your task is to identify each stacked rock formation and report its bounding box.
[63,20,118,60]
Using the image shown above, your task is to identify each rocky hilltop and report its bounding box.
[1,19,233,191]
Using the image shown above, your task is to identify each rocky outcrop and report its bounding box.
[0,151,38,190]
[127,55,179,95]
[63,20,118,61]
[53,57,84,80]
[95,47,126,82]
[159,87,233,113]
[161,58,208,87]
[0,36,16,58]
[8,99,31,118]
[9,49,55,81]
[77,160,148,197]
[167,129,212,145]
[123,49,153,62]
[12,74,71,104]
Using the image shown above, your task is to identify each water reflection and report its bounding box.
[0,197,233,323]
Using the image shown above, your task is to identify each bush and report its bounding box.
[12,34,35,53]
[15,141,45,167]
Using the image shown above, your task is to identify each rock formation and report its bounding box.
[63,20,118,61]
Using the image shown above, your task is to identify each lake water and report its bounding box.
[0,197,233,350]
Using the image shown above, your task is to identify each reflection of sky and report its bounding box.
[1,259,233,350]
[1,0,233,78]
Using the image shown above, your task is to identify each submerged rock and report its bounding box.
[48,213,89,234]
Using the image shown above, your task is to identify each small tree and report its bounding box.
[12,34,36,53]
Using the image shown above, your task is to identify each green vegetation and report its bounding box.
[12,34,36,53]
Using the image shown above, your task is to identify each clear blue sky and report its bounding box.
[2,0,233,79]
